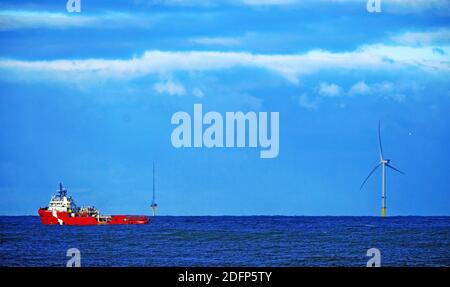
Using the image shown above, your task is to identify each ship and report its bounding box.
[38,183,149,225]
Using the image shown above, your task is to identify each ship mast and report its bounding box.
[150,162,157,216]
[58,182,67,198]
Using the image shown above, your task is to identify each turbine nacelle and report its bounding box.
[381,159,390,164]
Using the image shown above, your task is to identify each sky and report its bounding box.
[0,0,449,216]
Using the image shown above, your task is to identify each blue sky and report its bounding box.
[0,0,449,215]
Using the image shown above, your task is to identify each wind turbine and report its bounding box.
[150,162,158,216]
[360,121,404,217]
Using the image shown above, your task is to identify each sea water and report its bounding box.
[0,216,449,267]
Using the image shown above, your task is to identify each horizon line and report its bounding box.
[2,214,450,217]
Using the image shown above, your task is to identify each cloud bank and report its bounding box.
[0,45,448,84]
[0,10,151,30]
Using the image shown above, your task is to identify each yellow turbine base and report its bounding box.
[381,207,386,217]
[151,207,157,217]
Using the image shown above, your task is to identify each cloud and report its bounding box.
[153,0,299,6]
[348,81,371,96]
[240,0,450,10]
[190,37,241,46]
[1,1,446,32]
[392,29,450,46]
[348,81,410,103]
[241,0,297,5]
[323,0,450,11]
[348,81,391,96]
[382,0,450,14]
[165,0,450,12]
[0,10,150,30]
[387,93,406,103]
[0,45,449,85]
[297,94,318,110]
[296,80,416,109]
[318,82,342,97]
[192,88,205,98]
[375,82,394,93]
[6,0,444,15]
[153,80,186,96]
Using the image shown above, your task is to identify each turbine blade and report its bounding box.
[386,164,405,175]
[360,164,381,190]
[378,120,384,160]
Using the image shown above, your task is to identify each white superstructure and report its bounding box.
[47,183,76,213]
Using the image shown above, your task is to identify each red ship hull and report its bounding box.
[38,208,149,225]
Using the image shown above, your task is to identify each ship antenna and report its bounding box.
[58,182,67,197]
[151,162,157,216]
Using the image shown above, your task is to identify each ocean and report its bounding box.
[0,216,449,267]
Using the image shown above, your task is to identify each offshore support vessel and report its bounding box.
[38,183,149,225]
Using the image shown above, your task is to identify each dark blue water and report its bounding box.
[0,216,449,267]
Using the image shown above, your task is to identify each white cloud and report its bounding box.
[349,81,371,96]
[3,0,446,22]
[349,81,392,96]
[388,93,406,103]
[190,37,241,46]
[1,45,449,85]
[241,0,298,5]
[154,81,186,96]
[349,81,396,96]
[318,82,342,97]
[239,0,450,12]
[375,82,394,93]
[348,81,410,103]
[150,0,217,6]
[192,88,205,98]
[2,3,448,32]
[0,10,150,30]
[392,29,450,46]
[325,0,450,9]
[241,0,450,9]
[297,94,318,110]
[383,0,450,14]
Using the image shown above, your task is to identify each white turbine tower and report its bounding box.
[150,162,157,216]
[360,121,404,217]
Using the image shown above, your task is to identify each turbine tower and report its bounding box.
[150,162,158,216]
[360,121,404,217]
